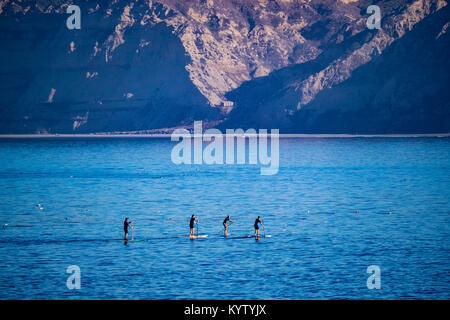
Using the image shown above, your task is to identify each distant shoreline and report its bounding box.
[0,133,449,138]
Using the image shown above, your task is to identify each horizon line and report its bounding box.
[0,133,449,138]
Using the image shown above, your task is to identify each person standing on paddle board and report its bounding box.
[124,217,133,240]
[223,215,233,237]
[254,216,264,238]
[190,214,198,237]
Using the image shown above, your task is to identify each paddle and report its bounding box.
[227,221,232,236]
[196,219,199,237]
[222,221,231,237]
[217,222,233,236]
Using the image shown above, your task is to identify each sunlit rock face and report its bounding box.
[0,0,448,133]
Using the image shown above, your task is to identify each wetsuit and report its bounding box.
[254,218,261,230]
[223,216,230,227]
[190,217,196,229]
[124,220,131,233]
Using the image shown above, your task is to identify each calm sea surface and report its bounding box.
[0,138,449,299]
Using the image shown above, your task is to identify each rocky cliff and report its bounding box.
[0,0,448,133]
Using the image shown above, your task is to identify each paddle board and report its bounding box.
[177,235,208,238]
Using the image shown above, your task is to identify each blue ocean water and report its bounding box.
[0,137,448,300]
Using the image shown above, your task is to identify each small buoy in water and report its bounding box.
[387,212,393,215]
[330,212,336,214]
[355,211,360,213]
[307,210,310,214]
